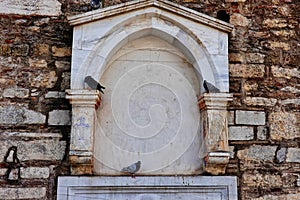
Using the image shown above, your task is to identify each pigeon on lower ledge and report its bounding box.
[121,161,141,178]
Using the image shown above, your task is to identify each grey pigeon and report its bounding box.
[121,161,141,177]
[90,0,101,9]
[203,80,221,93]
[84,76,105,94]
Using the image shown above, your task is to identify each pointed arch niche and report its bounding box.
[66,0,234,177]
[60,0,238,199]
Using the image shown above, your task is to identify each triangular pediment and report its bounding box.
[68,0,233,32]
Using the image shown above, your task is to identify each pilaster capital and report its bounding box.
[198,93,233,110]
[66,89,101,108]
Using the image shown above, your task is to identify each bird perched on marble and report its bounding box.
[203,80,221,93]
[121,161,141,178]
[84,76,105,94]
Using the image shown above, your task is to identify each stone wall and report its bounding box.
[0,0,299,199]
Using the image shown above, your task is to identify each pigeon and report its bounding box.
[203,80,221,93]
[84,76,105,94]
[90,0,101,9]
[121,161,141,178]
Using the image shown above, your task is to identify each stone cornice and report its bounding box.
[67,0,233,33]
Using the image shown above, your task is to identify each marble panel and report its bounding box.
[57,176,238,200]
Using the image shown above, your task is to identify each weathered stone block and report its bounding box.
[243,81,258,92]
[225,0,246,2]
[276,147,286,163]
[2,88,29,98]
[55,60,71,70]
[45,91,66,99]
[0,44,29,56]
[263,19,287,28]
[61,72,71,90]
[30,70,58,88]
[278,5,291,16]
[236,110,265,125]
[52,46,72,57]
[230,13,249,27]
[280,86,300,94]
[252,193,300,200]
[0,187,46,199]
[242,172,282,187]
[48,110,71,125]
[0,106,45,125]
[0,132,66,161]
[11,45,29,56]
[257,126,267,140]
[269,41,290,51]
[230,64,265,78]
[229,53,244,63]
[244,97,277,107]
[0,0,61,16]
[228,126,254,140]
[21,167,50,179]
[71,165,93,175]
[272,30,295,37]
[0,44,11,56]
[29,58,47,68]
[33,44,50,56]
[281,99,300,106]
[0,168,7,176]
[237,145,277,162]
[249,31,270,38]
[286,148,300,163]
[271,66,300,79]
[269,111,299,140]
[28,26,40,32]
[245,53,265,64]
[228,111,234,125]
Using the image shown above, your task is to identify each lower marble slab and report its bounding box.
[57,176,237,200]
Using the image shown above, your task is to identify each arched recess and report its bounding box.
[94,35,202,175]
[66,0,233,176]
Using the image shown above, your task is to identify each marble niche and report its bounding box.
[60,0,236,199]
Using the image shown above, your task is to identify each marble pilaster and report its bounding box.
[199,93,233,175]
[66,89,101,174]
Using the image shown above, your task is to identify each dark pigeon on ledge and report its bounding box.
[84,76,105,94]
[203,80,221,93]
